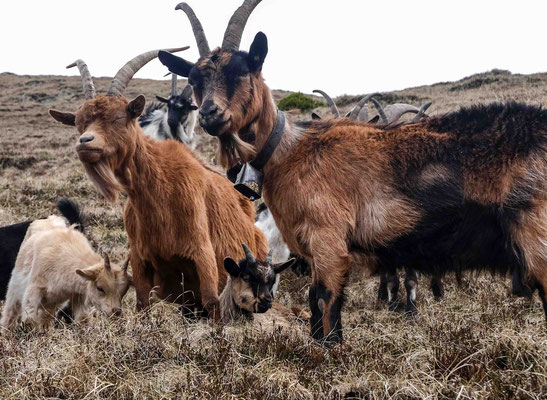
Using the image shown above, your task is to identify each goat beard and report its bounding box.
[83,161,122,203]
[217,133,256,170]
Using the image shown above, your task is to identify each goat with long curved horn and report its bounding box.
[107,46,189,97]
[176,3,210,58]
[242,243,256,264]
[66,60,96,100]
[313,90,340,118]
[222,0,263,51]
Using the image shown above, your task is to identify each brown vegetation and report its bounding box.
[0,70,546,398]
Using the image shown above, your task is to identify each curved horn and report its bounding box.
[241,243,256,264]
[371,98,388,125]
[266,249,273,264]
[103,253,111,272]
[349,93,381,120]
[383,103,420,124]
[66,59,96,100]
[175,3,210,58]
[411,101,432,123]
[313,89,340,118]
[107,46,189,97]
[222,0,262,51]
[181,84,193,100]
[170,74,178,97]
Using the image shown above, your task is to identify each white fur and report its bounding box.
[0,216,130,330]
[141,103,198,149]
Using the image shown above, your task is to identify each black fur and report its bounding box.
[223,51,250,100]
[0,220,32,300]
[309,281,345,344]
[56,198,85,232]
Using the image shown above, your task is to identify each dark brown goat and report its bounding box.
[49,49,268,319]
[161,1,547,343]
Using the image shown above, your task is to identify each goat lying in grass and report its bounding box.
[0,201,132,331]
[220,244,309,327]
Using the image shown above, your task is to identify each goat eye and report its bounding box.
[242,275,250,282]
[96,286,105,293]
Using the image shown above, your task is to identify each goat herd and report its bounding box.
[1,0,546,346]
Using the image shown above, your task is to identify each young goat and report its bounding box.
[49,48,268,319]
[139,73,198,148]
[160,0,547,343]
[0,199,85,301]
[220,243,308,327]
[0,202,131,330]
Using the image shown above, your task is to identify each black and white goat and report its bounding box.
[219,243,309,326]
[139,74,198,148]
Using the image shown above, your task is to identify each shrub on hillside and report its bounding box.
[277,92,323,111]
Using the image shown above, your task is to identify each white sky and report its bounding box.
[1,0,546,96]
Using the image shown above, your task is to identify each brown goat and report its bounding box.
[161,0,547,343]
[49,50,268,319]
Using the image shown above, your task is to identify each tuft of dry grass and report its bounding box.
[0,70,546,399]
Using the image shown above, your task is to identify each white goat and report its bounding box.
[1,208,132,331]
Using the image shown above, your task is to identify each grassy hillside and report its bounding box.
[0,70,546,399]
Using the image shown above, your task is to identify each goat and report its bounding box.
[48,48,269,320]
[0,202,131,331]
[160,0,547,344]
[0,199,84,301]
[220,243,308,327]
[139,73,198,148]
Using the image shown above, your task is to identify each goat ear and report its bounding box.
[158,51,194,78]
[273,258,296,274]
[156,96,169,103]
[248,31,268,72]
[49,110,76,126]
[127,95,146,119]
[223,257,241,277]
[311,112,321,120]
[76,268,96,281]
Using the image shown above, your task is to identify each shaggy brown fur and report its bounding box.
[161,26,547,343]
[49,94,268,318]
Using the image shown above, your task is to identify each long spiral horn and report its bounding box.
[222,0,262,51]
[175,3,210,58]
[313,89,340,118]
[107,46,189,97]
[66,59,96,100]
[241,243,256,264]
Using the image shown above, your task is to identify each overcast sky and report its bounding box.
[1,0,546,96]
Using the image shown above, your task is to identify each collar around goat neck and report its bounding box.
[227,110,286,201]
[249,109,285,170]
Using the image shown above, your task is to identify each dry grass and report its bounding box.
[0,70,546,399]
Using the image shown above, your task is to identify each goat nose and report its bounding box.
[199,100,218,117]
[79,135,94,144]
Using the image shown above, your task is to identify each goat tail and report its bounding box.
[56,198,85,233]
